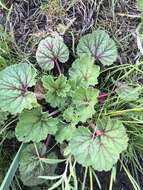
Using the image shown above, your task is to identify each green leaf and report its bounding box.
[137,0,143,12]
[42,74,70,108]
[68,77,82,92]
[69,55,100,87]
[69,127,93,166]
[63,106,79,124]
[69,118,128,171]
[116,84,139,101]
[36,37,69,71]
[72,87,99,108]
[76,30,118,66]
[19,143,57,186]
[0,63,37,114]
[15,108,59,142]
[71,87,99,122]
[55,122,76,143]
[68,78,84,99]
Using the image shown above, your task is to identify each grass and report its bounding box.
[40,0,66,17]
[0,0,8,10]
[0,115,19,185]
[0,25,12,69]
[99,62,143,189]
[84,59,143,189]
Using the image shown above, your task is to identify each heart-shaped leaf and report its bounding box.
[36,37,69,71]
[19,143,57,186]
[76,30,118,66]
[69,55,100,87]
[0,63,37,114]
[69,117,128,171]
[15,108,59,142]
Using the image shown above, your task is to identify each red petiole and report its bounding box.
[54,59,61,75]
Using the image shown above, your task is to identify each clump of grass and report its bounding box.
[99,62,143,189]
[0,24,13,70]
[40,0,66,18]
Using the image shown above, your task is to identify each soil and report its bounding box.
[0,0,143,190]
[76,164,143,190]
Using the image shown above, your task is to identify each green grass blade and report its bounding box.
[39,157,66,164]
[0,143,25,190]
[109,166,116,190]
[120,161,141,190]
[0,1,8,10]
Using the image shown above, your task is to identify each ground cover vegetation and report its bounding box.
[0,0,143,190]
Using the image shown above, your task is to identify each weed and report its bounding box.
[0,30,131,189]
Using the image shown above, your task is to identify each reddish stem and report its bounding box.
[54,59,61,75]
[97,92,108,104]
[45,135,51,147]
[97,93,108,99]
